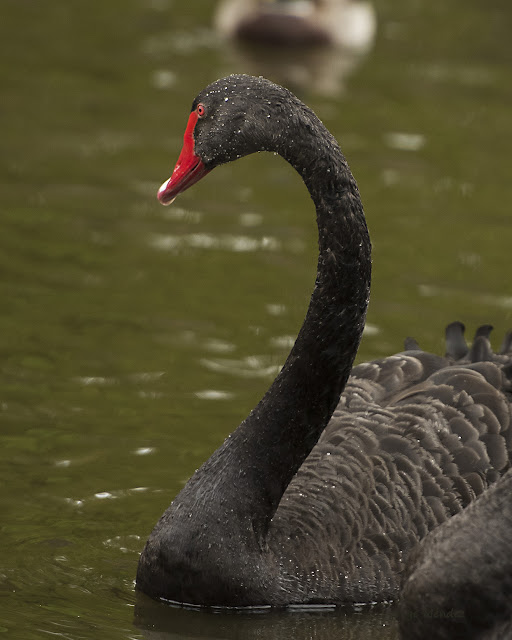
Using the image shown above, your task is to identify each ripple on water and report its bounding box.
[148,232,281,253]
[384,131,426,151]
[194,389,234,400]
[200,355,282,379]
[159,205,202,223]
[102,534,142,554]
[75,371,165,387]
[239,212,263,227]
[134,447,155,456]
[270,335,296,349]
[203,338,237,353]
[418,284,512,309]
[266,303,287,316]
[151,68,177,90]
[62,487,151,509]
[363,323,380,336]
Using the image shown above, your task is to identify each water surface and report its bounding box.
[0,0,510,638]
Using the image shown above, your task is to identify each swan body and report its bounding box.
[398,466,512,639]
[214,0,376,50]
[136,75,512,608]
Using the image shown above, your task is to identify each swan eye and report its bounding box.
[196,103,206,118]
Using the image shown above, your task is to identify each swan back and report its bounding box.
[267,324,512,603]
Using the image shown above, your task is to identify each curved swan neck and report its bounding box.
[194,117,372,539]
[248,127,371,525]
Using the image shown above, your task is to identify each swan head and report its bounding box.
[157,74,302,205]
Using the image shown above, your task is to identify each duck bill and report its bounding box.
[157,111,211,205]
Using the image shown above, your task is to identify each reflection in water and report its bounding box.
[215,0,376,48]
[134,593,398,639]
[214,0,376,95]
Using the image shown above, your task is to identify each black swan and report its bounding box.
[214,0,376,50]
[136,74,512,608]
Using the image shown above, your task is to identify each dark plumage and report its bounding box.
[398,467,512,640]
[136,75,512,609]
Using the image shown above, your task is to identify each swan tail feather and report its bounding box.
[445,321,468,360]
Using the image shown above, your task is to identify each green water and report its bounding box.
[0,0,510,638]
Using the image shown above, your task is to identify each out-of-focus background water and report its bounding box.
[0,0,510,638]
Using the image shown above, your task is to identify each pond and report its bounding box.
[0,0,510,638]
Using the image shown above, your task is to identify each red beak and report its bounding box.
[157,111,211,205]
